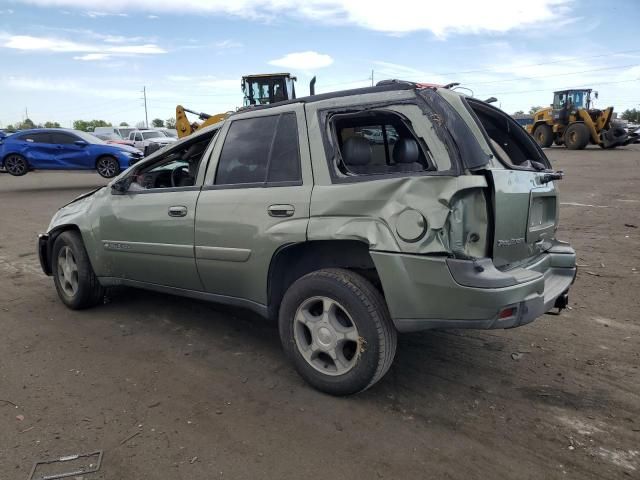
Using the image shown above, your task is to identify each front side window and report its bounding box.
[214,113,301,186]
[128,131,216,191]
[327,104,451,178]
[50,133,78,145]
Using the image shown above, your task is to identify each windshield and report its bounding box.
[142,131,162,139]
[75,130,106,144]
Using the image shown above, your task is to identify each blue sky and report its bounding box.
[1,0,639,128]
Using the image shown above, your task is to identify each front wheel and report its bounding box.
[533,124,553,148]
[52,231,105,309]
[4,154,29,176]
[564,123,590,150]
[96,156,120,178]
[279,268,397,396]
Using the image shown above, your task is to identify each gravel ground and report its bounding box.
[1,146,639,479]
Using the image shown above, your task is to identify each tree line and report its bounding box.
[3,117,177,132]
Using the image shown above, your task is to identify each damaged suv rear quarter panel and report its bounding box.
[304,90,490,255]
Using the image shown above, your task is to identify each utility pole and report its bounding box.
[142,86,149,128]
[371,70,374,87]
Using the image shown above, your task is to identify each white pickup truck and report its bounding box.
[128,130,176,155]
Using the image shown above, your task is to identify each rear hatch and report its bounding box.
[465,99,561,269]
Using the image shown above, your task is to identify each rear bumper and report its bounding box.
[371,242,576,332]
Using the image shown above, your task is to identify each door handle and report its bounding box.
[168,205,187,217]
[268,204,295,217]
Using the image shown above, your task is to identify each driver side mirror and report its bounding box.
[74,140,88,147]
[111,177,131,195]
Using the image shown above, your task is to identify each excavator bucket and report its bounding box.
[600,125,631,149]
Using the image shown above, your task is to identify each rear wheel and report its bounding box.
[533,124,553,148]
[564,123,590,150]
[4,154,29,176]
[279,268,397,396]
[52,231,105,309]
[96,156,120,178]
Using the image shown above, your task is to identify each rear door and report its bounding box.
[15,132,56,167]
[466,99,559,268]
[195,104,312,306]
[50,132,92,169]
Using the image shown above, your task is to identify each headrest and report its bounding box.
[393,137,420,164]
[342,136,372,166]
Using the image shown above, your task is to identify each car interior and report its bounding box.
[333,110,434,176]
[129,133,214,190]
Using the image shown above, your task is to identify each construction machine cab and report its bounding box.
[553,89,592,112]
[241,73,297,106]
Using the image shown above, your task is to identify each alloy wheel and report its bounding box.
[293,296,361,376]
[97,157,118,178]
[57,246,79,297]
[5,155,27,175]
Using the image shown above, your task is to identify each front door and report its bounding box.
[97,131,218,290]
[195,105,312,306]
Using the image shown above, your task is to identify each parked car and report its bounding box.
[92,132,137,147]
[128,129,176,155]
[0,128,143,178]
[37,82,576,395]
[94,126,137,141]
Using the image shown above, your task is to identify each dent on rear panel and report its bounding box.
[308,175,488,255]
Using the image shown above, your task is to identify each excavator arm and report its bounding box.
[176,105,229,138]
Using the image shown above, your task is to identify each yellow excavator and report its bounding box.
[176,73,304,138]
[527,89,631,149]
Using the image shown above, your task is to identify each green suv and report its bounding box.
[38,82,576,395]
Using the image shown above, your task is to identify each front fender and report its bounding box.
[44,188,108,276]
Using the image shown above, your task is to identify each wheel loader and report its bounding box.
[527,89,631,150]
[176,73,304,138]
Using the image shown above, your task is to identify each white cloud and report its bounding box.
[84,11,128,18]
[269,51,333,70]
[14,0,571,36]
[0,33,166,59]
[214,39,242,49]
[73,53,112,61]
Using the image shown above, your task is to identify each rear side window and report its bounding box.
[17,132,51,143]
[326,104,453,179]
[215,112,301,186]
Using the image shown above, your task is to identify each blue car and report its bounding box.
[0,128,143,178]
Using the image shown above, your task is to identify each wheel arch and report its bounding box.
[2,151,29,167]
[42,224,83,275]
[267,240,381,320]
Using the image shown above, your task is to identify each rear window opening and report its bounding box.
[467,100,551,171]
[331,110,437,176]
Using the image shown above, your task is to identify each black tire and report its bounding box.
[533,124,553,148]
[279,268,397,396]
[52,231,105,309]
[96,155,120,178]
[564,123,590,150]
[4,154,29,176]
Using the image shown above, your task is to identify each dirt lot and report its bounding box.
[1,146,639,480]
